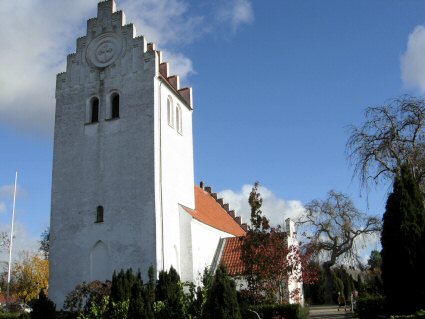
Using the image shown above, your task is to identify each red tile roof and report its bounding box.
[220,236,245,276]
[181,186,246,237]
[0,292,18,304]
[220,233,290,276]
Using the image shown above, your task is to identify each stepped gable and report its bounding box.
[180,185,246,237]
[56,0,192,109]
[156,46,193,109]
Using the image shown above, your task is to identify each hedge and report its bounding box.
[0,314,20,319]
[250,304,309,319]
[356,295,385,319]
[390,310,425,319]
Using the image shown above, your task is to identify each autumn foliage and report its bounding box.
[11,252,49,302]
[240,182,319,304]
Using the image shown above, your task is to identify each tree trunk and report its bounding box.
[323,263,334,304]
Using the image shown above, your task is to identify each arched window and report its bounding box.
[96,205,104,223]
[167,97,174,127]
[176,105,182,134]
[111,93,120,119]
[91,98,99,123]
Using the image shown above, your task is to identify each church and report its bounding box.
[49,0,301,308]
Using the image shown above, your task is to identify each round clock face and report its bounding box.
[86,33,123,68]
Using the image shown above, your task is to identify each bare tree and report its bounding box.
[39,227,50,260]
[347,96,425,191]
[0,231,10,252]
[297,190,381,303]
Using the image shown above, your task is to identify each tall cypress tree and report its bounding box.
[241,182,270,304]
[31,289,56,319]
[381,164,425,314]
[110,269,132,303]
[155,266,185,319]
[202,265,241,319]
[128,272,145,319]
[144,265,156,319]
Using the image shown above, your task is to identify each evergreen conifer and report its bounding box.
[155,266,185,319]
[111,268,135,303]
[381,165,425,314]
[31,289,56,319]
[110,268,140,318]
[202,265,241,319]
[128,273,145,319]
[144,265,156,319]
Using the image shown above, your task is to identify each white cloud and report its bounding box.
[0,184,27,200]
[0,202,6,214]
[162,50,195,82]
[0,221,39,263]
[356,231,381,266]
[0,0,253,134]
[120,0,205,47]
[401,25,425,92]
[217,0,254,33]
[0,0,95,134]
[218,184,305,227]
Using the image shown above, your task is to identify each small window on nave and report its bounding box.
[176,105,182,134]
[167,96,174,127]
[96,205,104,223]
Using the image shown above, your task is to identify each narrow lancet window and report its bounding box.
[167,97,173,127]
[91,98,99,123]
[96,205,104,223]
[176,105,182,134]
[111,93,120,119]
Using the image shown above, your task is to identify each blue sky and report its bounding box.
[1,0,425,259]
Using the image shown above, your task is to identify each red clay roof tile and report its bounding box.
[220,233,290,276]
[220,237,245,276]
[181,186,246,237]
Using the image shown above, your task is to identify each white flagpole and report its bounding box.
[6,171,18,306]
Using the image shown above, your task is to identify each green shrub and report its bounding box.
[31,289,56,319]
[0,313,20,319]
[356,295,385,319]
[240,309,261,319]
[390,309,425,319]
[251,304,308,319]
[155,267,185,319]
[54,311,78,319]
[202,265,241,319]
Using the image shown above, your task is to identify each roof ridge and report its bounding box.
[197,182,248,232]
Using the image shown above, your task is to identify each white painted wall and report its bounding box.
[154,79,195,274]
[178,206,238,283]
[286,219,305,305]
[51,0,222,310]
[51,1,158,308]
[190,219,235,285]
[179,207,194,282]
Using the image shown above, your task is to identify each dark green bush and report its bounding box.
[202,265,241,319]
[240,309,261,319]
[18,314,30,319]
[54,311,78,319]
[251,304,308,319]
[0,313,20,319]
[390,309,425,318]
[356,295,385,319]
[31,290,56,319]
[155,266,185,319]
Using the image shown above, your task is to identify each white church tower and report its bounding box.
[49,0,195,307]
